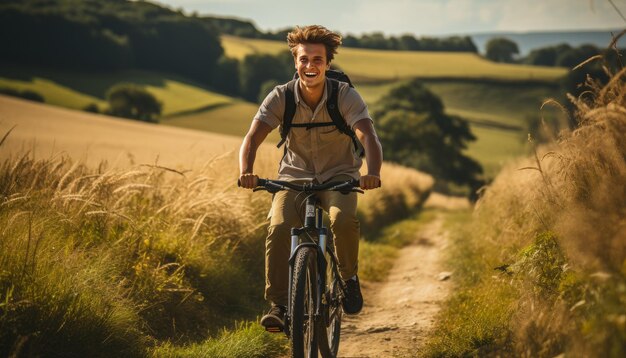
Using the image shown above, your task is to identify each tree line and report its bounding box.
[0,0,223,85]
[484,37,621,69]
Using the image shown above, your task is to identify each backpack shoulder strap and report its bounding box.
[277,79,297,148]
[326,79,364,156]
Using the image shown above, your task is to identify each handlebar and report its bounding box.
[238,178,363,194]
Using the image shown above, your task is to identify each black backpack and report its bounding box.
[276,70,364,157]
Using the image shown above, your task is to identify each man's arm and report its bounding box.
[354,119,382,190]
[239,119,273,188]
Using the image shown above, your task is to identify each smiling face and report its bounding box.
[294,43,330,89]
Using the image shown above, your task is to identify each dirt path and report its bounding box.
[339,214,453,357]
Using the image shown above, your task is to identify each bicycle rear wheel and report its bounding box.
[317,253,342,358]
[290,247,318,358]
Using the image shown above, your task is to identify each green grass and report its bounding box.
[358,78,564,178]
[0,75,106,109]
[0,63,232,115]
[358,79,562,124]
[423,210,517,356]
[464,126,529,178]
[423,80,563,122]
[152,321,287,358]
[222,36,567,83]
[221,35,287,58]
[161,101,280,142]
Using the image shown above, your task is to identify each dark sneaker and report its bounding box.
[260,304,286,333]
[342,276,363,315]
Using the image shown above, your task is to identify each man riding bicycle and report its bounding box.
[238,25,383,332]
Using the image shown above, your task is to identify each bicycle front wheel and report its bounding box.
[317,253,342,358]
[290,247,318,358]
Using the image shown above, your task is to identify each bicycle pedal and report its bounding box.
[265,326,283,333]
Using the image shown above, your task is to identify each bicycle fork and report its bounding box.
[285,196,328,338]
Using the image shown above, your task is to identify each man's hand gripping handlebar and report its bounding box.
[238,173,381,191]
[238,177,364,194]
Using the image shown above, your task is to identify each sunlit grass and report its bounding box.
[221,35,287,58]
[152,322,288,358]
[425,63,626,356]
[0,136,433,355]
[0,76,106,109]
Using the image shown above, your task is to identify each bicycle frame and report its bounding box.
[241,177,359,352]
[284,193,344,338]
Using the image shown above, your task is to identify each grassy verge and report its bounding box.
[424,65,626,356]
[423,210,517,356]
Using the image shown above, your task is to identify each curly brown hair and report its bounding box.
[287,25,342,63]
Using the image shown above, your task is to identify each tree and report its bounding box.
[0,87,44,102]
[212,56,240,96]
[359,32,389,49]
[555,44,600,68]
[239,52,292,102]
[373,79,483,194]
[485,37,519,63]
[524,43,572,66]
[258,80,280,103]
[106,84,162,123]
[398,34,420,51]
[342,34,360,48]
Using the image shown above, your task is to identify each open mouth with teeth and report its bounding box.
[304,72,318,78]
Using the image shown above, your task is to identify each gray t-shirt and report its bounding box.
[254,78,372,183]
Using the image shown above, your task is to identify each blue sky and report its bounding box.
[155,0,626,35]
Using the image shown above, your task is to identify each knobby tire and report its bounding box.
[290,247,318,358]
[317,253,342,358]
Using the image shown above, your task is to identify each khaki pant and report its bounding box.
[265,175,360,306]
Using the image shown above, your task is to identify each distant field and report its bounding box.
[0,95,269,171]
[221,35,287,58]
[221,36,567,82]
[464,126,529,178]
[161,101,280,143]
[0,64,232,116]
[356,78,559,177]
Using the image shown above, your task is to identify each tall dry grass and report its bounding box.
[358,161,434,235]
[0,142,432,356]
[0,151,271,356]
[426,51,626,356]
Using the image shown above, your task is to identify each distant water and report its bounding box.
[470,29,624,55]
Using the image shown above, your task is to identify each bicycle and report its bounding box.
[248,178,362,358]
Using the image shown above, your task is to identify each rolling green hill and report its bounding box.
[0,64,232,116]
[161,101,282,142]
[221,35,567,83]
[2,33,569,179]
[356,79,562,177]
